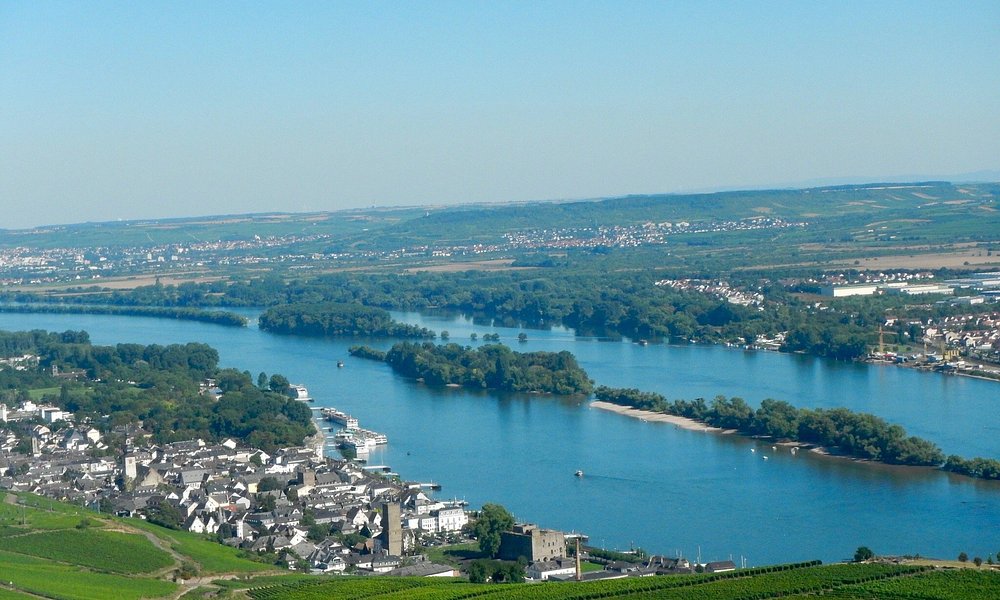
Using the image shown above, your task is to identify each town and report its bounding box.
[0,215,804,286]
[0,387,723,582]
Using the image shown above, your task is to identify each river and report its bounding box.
[1,309,997,566]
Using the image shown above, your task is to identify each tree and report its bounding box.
[467,560,489,583]
[958,551,968,562]
[258,476,282,492]
[307,523,329,543]
[517,333,527,343]
[974,556,983,567]
[257,494,276,512]
[257,372,268,389]
[268,374,290,395]
[473,503,514,558]
[853,546,874,562]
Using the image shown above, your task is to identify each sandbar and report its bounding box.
[590,400,730,433]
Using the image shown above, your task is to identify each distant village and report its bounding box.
[0,216,803,286]
[657,272,1000,378]
[0,389,728,581]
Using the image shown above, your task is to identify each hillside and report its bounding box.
[0,491,282,599]
[0,492,997,598]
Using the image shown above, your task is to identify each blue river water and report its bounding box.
[1,309,997,566]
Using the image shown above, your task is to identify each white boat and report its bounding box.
[287,384,312,402]
[574,470,584,477]
[321,407,359,429]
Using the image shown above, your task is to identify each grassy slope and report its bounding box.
[125,517,278,575]
[0,492,278,599]
[0,528,174,574]
[0,549,177,600]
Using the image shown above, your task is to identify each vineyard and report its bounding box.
[125,517,278,575]
[0,529,173,574]
[787,569,1000,599]
[248,563,1000,600]
[0,549,177,600]
[0,492,996,599]
[0,491,276,599]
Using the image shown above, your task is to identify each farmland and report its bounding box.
[0,529,173,574]
[246,562,1000,600]
[0,490,996,599]
[0,549,177,600]
[0,492,277,598]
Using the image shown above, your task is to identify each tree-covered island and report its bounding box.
[350,341,593,395]
[0,303,247,327]
[258,302,435,338]
[594,386,1000,479]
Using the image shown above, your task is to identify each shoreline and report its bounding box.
[590,401,735,434]
[590,401,945,473]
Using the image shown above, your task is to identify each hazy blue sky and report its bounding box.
[2,1,998,229]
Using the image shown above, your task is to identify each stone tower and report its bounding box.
[378,501,402,556]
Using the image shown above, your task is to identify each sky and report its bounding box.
[2,1,999,229]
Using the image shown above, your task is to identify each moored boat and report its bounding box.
[321,407,359,429]
[287,384,312,402]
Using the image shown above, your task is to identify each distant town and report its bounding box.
[0,216,804,286]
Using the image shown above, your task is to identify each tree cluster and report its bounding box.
[943,455,1000,480]
[373,342,593,395]
[472,503,515,558]
[594,387,946,467]
[0,330,313,452]
[0,303,246,327]
[258,302,434,338]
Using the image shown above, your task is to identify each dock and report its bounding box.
[407,482,442,491]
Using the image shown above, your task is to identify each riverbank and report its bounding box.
[591,398,1000,481]
[592,400,906,466]
[303,424,326,460]
[590,401,733,433]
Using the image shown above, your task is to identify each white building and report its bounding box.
[821,284,878,297]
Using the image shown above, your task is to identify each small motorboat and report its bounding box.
[574,470,584,477]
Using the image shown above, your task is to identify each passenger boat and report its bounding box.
[320,407,359,429]
[287,384,313,402]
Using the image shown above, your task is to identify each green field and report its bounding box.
[124,518,278,575]
[26,386,59,400]
[245,562,1000,600]
[0,492,277,599]
[0,493,97,530]
[790,568,1000,599]
[0,529,173,574]
[0,549,177,600]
